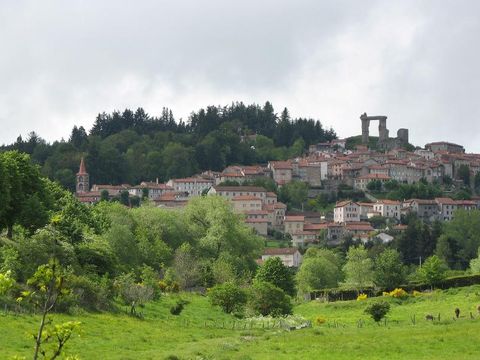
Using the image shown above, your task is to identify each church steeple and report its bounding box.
[76,157,89,193]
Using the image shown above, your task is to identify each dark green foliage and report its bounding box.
[170,300,187,315]
[1,103,336,188]
[364,301,390,322]
[457,165,470,185]
[368,216,387,229]
[67,274,113,311]
[248,281,293,317]
[296,248,343,293]
[417,255,448,288]
[367,180,382,192]
[435,210,480,268]
[278,180,309,210]
[0,151,55,237]
[100,189,110,201]
[337,185,367,202]
[475,172,480,193]
[254,257,296,296]
[208,282,248,313]
[394,215,438,264]
[385,182,443,201]
[374,249,407,289]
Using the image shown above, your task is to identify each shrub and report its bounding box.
[248,281,292,317]
[114,273,154,315]
[383,288,408,299]
[356,293,368,301]
[208,282,247,314]
[67,274,113,311]
[255,257,296,296]
[364,301,390,322]
[417,256,448,289]
[170,299,187,315]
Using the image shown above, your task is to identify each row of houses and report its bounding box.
[77,139,480,208]
[334,197,480,223]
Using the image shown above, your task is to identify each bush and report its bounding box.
[208,282,247,314]
[356,293,368,301]
[248,281,292,317]
[364,301,390,322]
[382,288,408,299]
[170,300,187,315]
[255,257,296,296]
[416,256,448,288]
[67,274,113,311]
[114,273,154,315]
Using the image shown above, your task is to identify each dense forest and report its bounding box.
[1,102,336,191]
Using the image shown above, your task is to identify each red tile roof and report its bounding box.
[284,215,305,222]
[77,157,87,175]
[263,248,299,255]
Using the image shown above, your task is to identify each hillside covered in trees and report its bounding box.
[1,102,336,191]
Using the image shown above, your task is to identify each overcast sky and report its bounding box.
[1,0,479,151]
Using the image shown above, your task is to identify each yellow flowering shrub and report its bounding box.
[356,293,368,301]
[389,288,408,298]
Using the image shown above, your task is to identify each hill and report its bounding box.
[0,102,336,191]
[2,285,480,359]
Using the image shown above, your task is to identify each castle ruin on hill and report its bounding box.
[360,113,409,150]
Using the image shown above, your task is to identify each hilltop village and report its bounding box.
[75,117,480,266]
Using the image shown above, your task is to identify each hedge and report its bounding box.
[310,274,480,302]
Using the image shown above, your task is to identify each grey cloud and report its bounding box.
[0,0,479,152]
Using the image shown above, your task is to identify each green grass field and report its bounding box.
[2,286,480,359]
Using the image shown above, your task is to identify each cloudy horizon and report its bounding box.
[1,0,479,151]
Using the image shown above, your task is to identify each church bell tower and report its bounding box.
[76,157,89,193]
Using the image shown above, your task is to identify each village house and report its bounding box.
[403,199,438,222]
[245,218,269,236]
[273,202,287,228]
[268,161,293,185]
[128,182,174,200]
[231,195,263,212]
[373,200,402,220]
[284,215,305,235]
[358,202,375,220]
[266,192,277,205]
[354,173,391,191]
[91,184,130,196]
[153,192,188,208]
[167,177,214,197]
[334,200,360,223]
[207,186,267,202]
[261,248,303,268]
[345,221,374,236]
[291,231,317,247]
[426,141,465,154]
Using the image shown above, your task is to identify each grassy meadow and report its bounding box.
[2,286,480,359]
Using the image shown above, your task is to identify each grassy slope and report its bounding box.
[2,287,480,359]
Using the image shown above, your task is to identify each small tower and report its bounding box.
[76,157,89,193]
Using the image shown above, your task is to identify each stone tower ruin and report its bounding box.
[360,113,408,150]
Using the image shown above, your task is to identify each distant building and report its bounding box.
[334,200,360,223]
[261,248,303,268]
[426,142,465,154]
[76,157,89,194]
[75,158,101,204]
[373,200,401,220]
